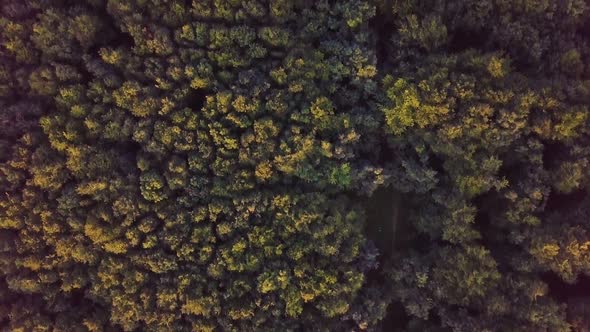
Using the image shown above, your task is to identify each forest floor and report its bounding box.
[363,187,411,331]
[363,186,403,257]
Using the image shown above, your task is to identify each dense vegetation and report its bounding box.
[1,0,589,330]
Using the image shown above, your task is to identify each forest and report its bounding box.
[1,0,589,331]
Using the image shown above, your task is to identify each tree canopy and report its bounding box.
[1,0,589,331]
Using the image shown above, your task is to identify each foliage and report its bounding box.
[0,0,385,330]
[377,0,590,330]
[1,0,590,331]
